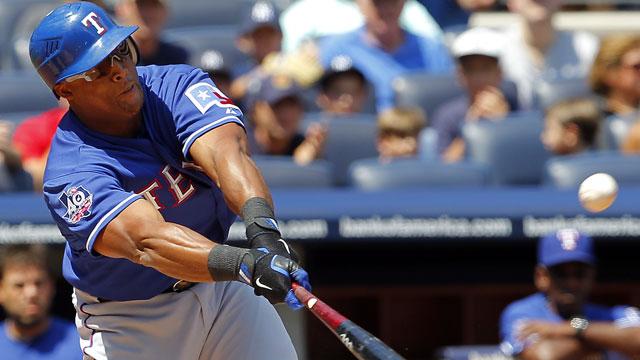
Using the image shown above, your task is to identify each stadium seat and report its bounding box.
[2,1,57,70]
[348,158,489,190]
[462,111,550,185]
[0,71,58,113]
[253,156,333,188]
[164,0,253,28]
[163,26,249,71]
[392,72,463,119]
[302,113,378,186]
[436,345,512,360]
[0,0,56,70]
[544,151,640,188]
[535,77,594,110]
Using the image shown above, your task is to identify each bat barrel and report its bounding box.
[292,283,405,360]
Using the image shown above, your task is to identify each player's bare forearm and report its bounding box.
[580,323,640,356]
[520,339,600,360]
[189,122,273,214]
[93,199,220,282]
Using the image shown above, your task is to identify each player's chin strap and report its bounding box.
[242,197,295,260]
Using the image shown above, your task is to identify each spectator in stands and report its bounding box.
[0,245,81,359]
[500,0,599,110]
[12,99,68,192]
[316,55,369,115]
[200,50,232,98]
[620,117,640,154]
[418,0,497,31]
[540,98,600,156]
[280,0,443,53]
[432,27,518,163]
[318,0,454,112]
[589,35,640,120]
[377,107,426,162]
[0,122,31,192]
[248,75,327,166]
[114,0,188,65]
[500,229,640,359]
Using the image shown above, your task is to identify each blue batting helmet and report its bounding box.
[29,1,138,89]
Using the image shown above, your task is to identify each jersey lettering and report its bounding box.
[81,12,106,35]
[138,180,165,210]
[161,165,195,205]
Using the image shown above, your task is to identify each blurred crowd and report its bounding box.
[0,0,640,192]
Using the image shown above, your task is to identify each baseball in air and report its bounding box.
[578,173,618,213]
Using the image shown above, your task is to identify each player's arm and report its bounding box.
[93,198,217,282]
[189,122,296,259]
[518,320,640,359]
[93,198,310,307]
[520,338,599,360]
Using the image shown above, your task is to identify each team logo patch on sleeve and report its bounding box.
[59,186,93,224]
[185,82,238,114]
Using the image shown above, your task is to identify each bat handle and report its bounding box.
[292,282,316,309]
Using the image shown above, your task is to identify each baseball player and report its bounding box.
[29,2,310,359]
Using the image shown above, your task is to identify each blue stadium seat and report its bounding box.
[535,77,594,110]
[164,0,254,29]
[303,113,378,186]
[0,71,58,113]
[436,345,512,360]
[462,111,550,185]
[1,1,57,70]
[253,156,333,188]
[0,0,57,70]
[544,151,640,188]
[348,158,489,190]
[392,72,463,119]
[163,26,249,70]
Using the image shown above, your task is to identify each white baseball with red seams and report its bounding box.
[578,173,618,213]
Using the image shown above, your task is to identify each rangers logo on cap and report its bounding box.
[59,186,93,224]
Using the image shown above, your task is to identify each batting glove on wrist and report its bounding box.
[238,249,311,310]
[246,220,299,263]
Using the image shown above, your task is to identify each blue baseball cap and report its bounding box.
[538,229,595,267]
[239,1,281,36]
[248,74,302,108]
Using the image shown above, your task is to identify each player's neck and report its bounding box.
[74,109,144,138]
[5,317,50,342]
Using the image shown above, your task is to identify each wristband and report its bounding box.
[207,245,248,281]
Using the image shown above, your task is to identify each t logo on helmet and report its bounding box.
[81,12,106,35]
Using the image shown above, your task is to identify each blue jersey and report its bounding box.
[0,317,81,360]
[43,65,243,301]
[318,27,453,111]
[500,293,640,359]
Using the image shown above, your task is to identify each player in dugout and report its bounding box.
[500,229,640,359]
[28,2,310,359]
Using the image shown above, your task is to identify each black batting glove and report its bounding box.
[246,220,298,262]
[242,197,298,262]
[207,246,311,309]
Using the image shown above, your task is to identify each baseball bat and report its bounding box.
[292,283,405,360]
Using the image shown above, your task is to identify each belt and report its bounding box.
[97,280,195,303]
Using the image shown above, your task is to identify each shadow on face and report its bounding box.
[535,261,595,316]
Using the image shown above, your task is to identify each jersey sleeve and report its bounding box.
[44,170,142,255]
[611,306,640,328]
[499,305,534,356]
[169,67,246,159]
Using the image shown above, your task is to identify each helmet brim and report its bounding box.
[56,25,138,84]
